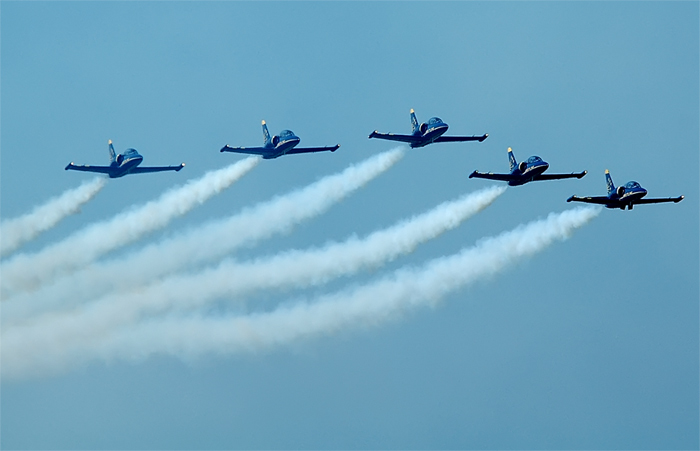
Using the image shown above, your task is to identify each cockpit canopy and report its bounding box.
[278,130,297,140]
[624,181,642,189]
[427,117,444,126]
[123,148,140,157]
[526,156,544,164]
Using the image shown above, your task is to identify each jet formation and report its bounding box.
[63,110,684,210]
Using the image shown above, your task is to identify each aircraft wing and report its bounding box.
[130,164,185,174]
[434,134,489,143]
[285,144,340,155]
[220,145,271,157]
[634,196,684,205]
[533,171,587,181]
[468,170,516,182]
[65,163,115,175]
[566,195,610,204]
[368,131,420,144]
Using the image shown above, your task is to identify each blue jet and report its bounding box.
[65,140,185,178]
[567,170,684,210]
[220,120,340,159]
[469,147,587,186]
[368,109,488,148]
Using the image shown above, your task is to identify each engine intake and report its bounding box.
[519,161,528,172]
[271,135,280,147]
[419,123,427,134]
[617,186,626,197]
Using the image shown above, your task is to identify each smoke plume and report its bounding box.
[1,157,259,296]
[1,149,404,320]
[0,178,105,257]
[2,185,504,335]
[1,206,599,379]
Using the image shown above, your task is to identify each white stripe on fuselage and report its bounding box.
[521,164,548,177]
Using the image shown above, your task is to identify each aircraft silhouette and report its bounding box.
[469,147,586,186]
[220,121,340,159]
[65,140,184,178]
[368,109,488,148]
[567,170,684,210]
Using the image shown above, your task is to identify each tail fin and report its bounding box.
[605,169,615,196]
[108,140,116,164]
[410,109,420,134]
[261,120,271,146]
[507,147,517,172]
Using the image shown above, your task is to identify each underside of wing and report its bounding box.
[285,145,340,155]
[468,171,515,182]
[634,196,684,205]
[566,195,610,204]
[130,164,185,174]
[65,163,115,175]
[368,131,419,144]
[434,134,489,143]
[533,171,587,181]
[220,145,270,157]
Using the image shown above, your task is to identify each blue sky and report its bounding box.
[1,2,698,449]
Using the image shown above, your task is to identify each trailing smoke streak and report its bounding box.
[2,185,505,339]
[2,206,599,379]
[0,178,106,257]
[1,149,404,319]
[1,157,260,296]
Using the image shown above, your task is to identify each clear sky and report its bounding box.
[1,2,698,449]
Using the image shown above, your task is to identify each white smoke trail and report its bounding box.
[2,185,504,338]
[0,157,260,296]
[0,177,106,257]
[1,149,404,319]
[1,206,599,379]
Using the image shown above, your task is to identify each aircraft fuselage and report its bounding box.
[410,122,449,148]
[508,160,550,186]
[108,150,144,178]
[264,135,301,159]
[605,185,648,209]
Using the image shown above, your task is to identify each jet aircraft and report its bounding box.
[469,147,587,186]
[65,141,185,178]
[567,170,684,210]
[220,121,340,159]
[368,109,488,148]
